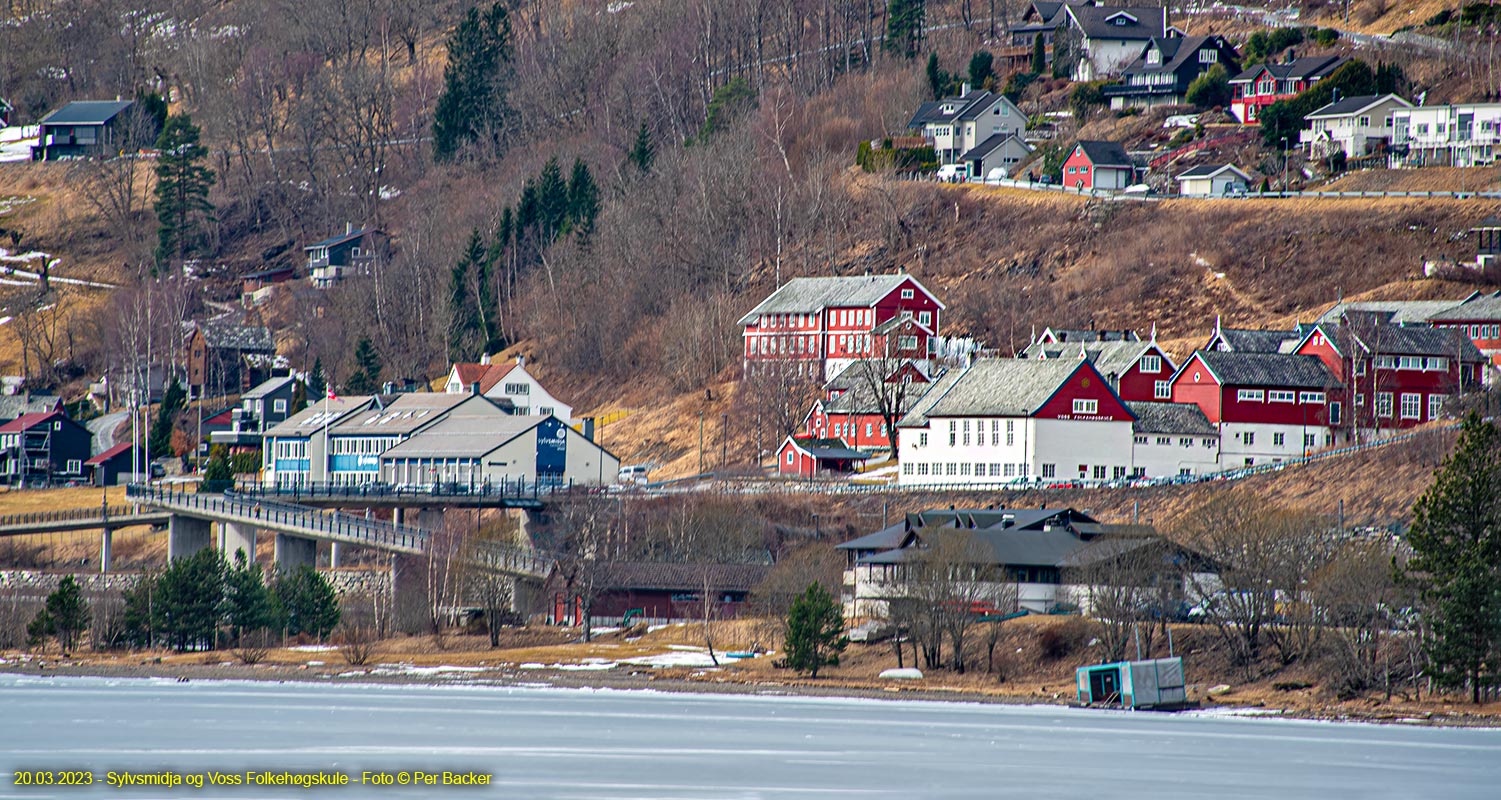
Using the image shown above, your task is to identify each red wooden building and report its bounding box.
[1291,322,1485,431]
[806,361,934,451]
[1061,140,1136,190]
[1229,55,1346,124]
[1428,291,1501,371]
[548,562,772,625]
[1169,350,1343,466]
[1023,336,1177,402]
[777,436,869,477]
[739,273,944,382]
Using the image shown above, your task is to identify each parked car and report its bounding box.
[936,164,967,182]
[984,167,1008,184]
[618,464,650,484]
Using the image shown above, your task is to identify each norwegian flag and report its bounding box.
[326,387,337,401]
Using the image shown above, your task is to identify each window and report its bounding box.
[918,463,929,475]
[1425,357,1448,371]
[1135,435,1148,445]
[1244,432,1255,445]
[1273,432,1285,447]
[1358,115,1370,127]
[918,311,932,326]
[1400,393,1421,419]
[1298,392,1325,404]
[1140,354,1162,373]
[1003,463,1015,477]
[919,433,928,447]
[1180,437,1192,448]
[1429,394,1445,421]
[1113,466,1126,479]
[1156,436,1171,446]
[505,383,530,395]
[899,335,919,350]
[1042,463,1056,478]
[1006,419,1015,447]
[946,463,957,476]
[1304,434,1317,447]
[1237,389,1264,402]
[273,399,288,414]
[1199,48,1218,63]
[1376,393,1394,418]
[974,462,986,476]
[902,463,912,475]
[66,459,81,474]
[1132,467,1146,478]
[1204,438,1216,448]
[786,451,794,464]
[960,463,971,476]
[1329,401,1342,425]
[1268,390,1295,403]
[865,423,872,437]
[1072,399,1098,415]
[962,420,970,446]
[1154,380,1172,400]
[901,288,914,299]
[1092,465,1107,480]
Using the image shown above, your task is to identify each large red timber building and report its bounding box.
[739,274,944,382]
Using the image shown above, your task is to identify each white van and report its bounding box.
[936,164,967,182]
[618,464,650,484]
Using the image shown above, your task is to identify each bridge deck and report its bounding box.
[229,481,548,510]
[0,505,172,537]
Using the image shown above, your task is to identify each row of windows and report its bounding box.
[1236,389,1326,404]
[1448,323,1501,340]
[331,436,399,456]
[1372,355,1449,371]
[1134,435,1217,449]
[1241,431,1338,448]
[823,421,889,439]
[902,462,1032,478]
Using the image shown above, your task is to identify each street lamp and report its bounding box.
[1281,136,1289,190]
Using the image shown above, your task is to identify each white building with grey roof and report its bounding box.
[380,414,619,490]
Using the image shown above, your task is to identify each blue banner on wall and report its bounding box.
[535,416,567,476]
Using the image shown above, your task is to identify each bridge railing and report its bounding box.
[229,478,551,504]
[0,504,162,528]
[127,484,429,553]
[466,539,555,579]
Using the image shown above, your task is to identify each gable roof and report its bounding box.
[1123,35,1236,77]
[1072,140,1133,168]
[0,410,67,433]
[265,396,377,437]
[330,393,497,437]
[1430,291,1501,323]
[40,100,134,127]
[825,380,932,415]
[1021,339,1163,381]
[837,506,1101,554]
[242,376,296,400]
[196,315,275,353]
[785,436,868,460]
[1039,327,1140,344]
[305,227,374,251]
[739,274,941,324]
[1176,163,1251,181]
[1306,93,1412,119]
[1126,401,1217,436]
[1187,350,1337,389]
[908,91,1018,128]
[1230,55,1346,84]
[1066,4,1172,41]
[448,361,519,394]
[0,393,62,422]
[378,414,546,459]
[1306,322,1486,362]
[959,132,1032,163]
[86,441,135,466]
[899,358,1123,425]
[1316,300,1464,325]
[1206,326,1300,353]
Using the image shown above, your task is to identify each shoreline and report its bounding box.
[5,659,1498,729]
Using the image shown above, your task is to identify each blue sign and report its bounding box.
[330,454,381,472]
[535,416,567,477]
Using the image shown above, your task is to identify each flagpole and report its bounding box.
[322,387,330,487]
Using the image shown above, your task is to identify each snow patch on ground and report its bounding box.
[0,126,38,163]
[879,668,923,680]
[360,664,491,677]
[288,645,338,652]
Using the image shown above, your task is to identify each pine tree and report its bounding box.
[967,51,994,88]
[566,158,601,242]
[156,548,226,652]
[432,2,513,161]
[535,157,569,243]
[925,53,946,100]
[223,550,277,643]
[346,338,383,394]
[43,575,89,651]
[290,380,307,414]
[447,229,487,361]
[153,114,216,268]
[885,0,926,59]
[148,377,185,458]
[783,582,848,678]
[307,359,327,400]
[202,444,234,492]
[1402,414,1501,704]
[1031,34,1047,76]
[627,121,655,173]
[273,565,341,639]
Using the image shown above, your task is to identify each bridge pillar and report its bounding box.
[100,529,113,574]
[330,542,344,568]
[391,554,430,634]
[414,508,446,530]
[168,515,213,561]
[220,522,257,565]
[274,534,318,574]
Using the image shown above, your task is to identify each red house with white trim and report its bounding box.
[1023,336,1177,403]
[1229,55,1346,124]
[1428,291,1501,373]
[740,274,944,382]
[777,436,869,477]
[1061,140,1137,190]
[1169,350,1343,467]
[1290,322,1484,432]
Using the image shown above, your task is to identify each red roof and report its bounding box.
[451,362,518,393]
[86,441,134,466]
[0,410,63,433]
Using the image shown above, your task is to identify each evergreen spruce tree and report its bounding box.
[783,583,848,678]
[925,53,946,100]
[1402,414,1501,704]
[346,338,383,394]
[447,229,487,361]
[307,359,327,400]
[273,565,341,639]
[153,114,216,268]
[26,609,52,649]
[156,548,226,652]
[1031,34,1047,76]
[148,377,186,458]
[42,575,89,651]
[223,550,277,643]
[535,157,569,243]
[121,572,158,648]
[432,2,513,161]
[967,51,994,88]
[885,0,927,59]
[627,121,655,173]
[566,158,601,242]
[202,444,234,492]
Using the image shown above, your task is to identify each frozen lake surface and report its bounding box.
[3,674,1500,798]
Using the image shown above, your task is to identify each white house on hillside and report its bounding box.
[1062,4,1183,81]
[1391,101,1501,167]
[1300,94,1413,159]
[908,88,1027,167]
[1175,164,1251,196]
[443,354,576,425]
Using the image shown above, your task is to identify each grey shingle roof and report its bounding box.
[899,359,1103,425]
[199,316,275,352]
[1177,164,1249,180]
[1430,291,1501,323]
[1312,322,1487,361]
[1121,35,1236,78]
[959,132,1029,162]
[265,397,377,437]
[738,274,932,324]
[1021,340,1161,383]
[1316,300,1460,325]
[1067,5,1171,41]
[379,414,543,459]
[242,376,296,400]
[1230,55,1346,84]
[306,228,373,250]
[1210,328,1299,353]
[597,562,772,593]
[908,91,1013,128]
[0,393,61,422]
[1126,401,1217,436]
[1074,140,1133,167]
[1306,94,1410,119]
[1190,351,1337,389]
[330,393,499,437]
[860,526,1087,568]
[789,436,867,460]
[825,380,931,414]
[40,100,134,126]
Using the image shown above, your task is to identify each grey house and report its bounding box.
[210,376,301,449]
[31,100,150,161]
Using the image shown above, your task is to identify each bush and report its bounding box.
[1037,617,1091,660]
[1069,82,1107,121]
[1313,27,1340,46]
[1425,9,1452,26]
[1185,64,1230,110]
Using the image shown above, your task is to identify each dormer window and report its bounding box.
[1199,49,1217,63]
[1147,50,1161,64]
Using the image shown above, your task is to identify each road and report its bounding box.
[85,410,128,456]
[2,675,1499,798]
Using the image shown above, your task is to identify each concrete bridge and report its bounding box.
[226,480,551,510]
[0,505,173,572]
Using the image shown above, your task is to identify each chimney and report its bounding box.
[346,221,354,235]
[961,82,971,96]
[516,355,525,368]
[470,382,481,396]
[480,352,491,366]
[582,417,596,442]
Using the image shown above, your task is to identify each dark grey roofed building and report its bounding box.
[737,274,925,323]
[1190,350,1337,389]
[31,100,152,161]
[1074,139,1134,168]
[899,358,1107,426]
[1230,54,1347,85]
[0,393,63,426]
[1204,321,1302,354]
[1126,401,1217,436]
[1103,34,1240,109]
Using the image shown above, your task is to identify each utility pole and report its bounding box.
[720,413,728,471]
[697,411,704,476]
